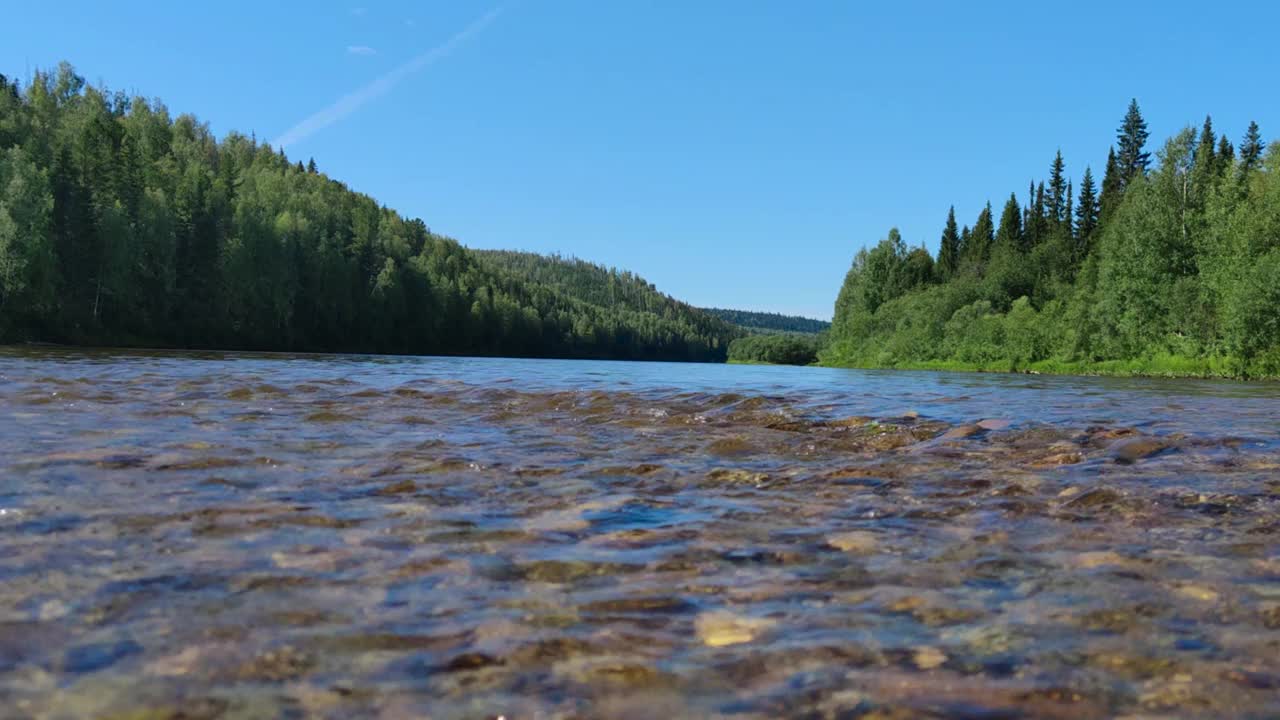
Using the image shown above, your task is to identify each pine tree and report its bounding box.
[307,157,318,174]
[1047,151,1067,226]
[937,206,960,279]
[1239,121,1264,176]
[959,225,971,262]
[995,194,1023,251]
[1116,99,1151,187]
[1075,166,1099,248]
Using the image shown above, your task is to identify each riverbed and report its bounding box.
[1,348,1277,718]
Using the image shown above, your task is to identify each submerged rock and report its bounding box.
[695,611,774,647]
[826,530,877,554]
[1109,436,1171,464]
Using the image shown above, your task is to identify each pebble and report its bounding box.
[913,646,947,670]
[695,611,773,647]
[827,531,878,554]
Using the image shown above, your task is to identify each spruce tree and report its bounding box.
[1075,166,1099,248]
[995,194,1023,251]
[1047,151,1067,227]
[1026,182,1047,249]
[960,225,971,262]
[1216,135,1234,177]
[1098,147,1123,227]
[967,203,995,265]
[1190,115,1219,203]
[1064,181,1073,238]
[307,157,318,174]
[1239,121,1264,176]
[937,206,960,279]
[1116,99,1151,187]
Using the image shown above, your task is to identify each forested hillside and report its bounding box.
[701,307,830,335]
[727,334,820,366]
[0,64,730,361]
[825,101,1280,378]
[474,250,740,352]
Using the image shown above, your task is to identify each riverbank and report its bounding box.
[819,353,1279,381]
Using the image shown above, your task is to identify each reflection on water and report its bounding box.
[1,348,1278,718]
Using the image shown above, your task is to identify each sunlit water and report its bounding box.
[1,348,1278,719]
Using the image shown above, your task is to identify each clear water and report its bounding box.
[2,348,1278,718]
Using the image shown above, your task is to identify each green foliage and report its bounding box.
[936,206,960,280]
[1074,166,1099,257]
[825,102,1280,379]
[1117,99,1151,186]
[994,194,1023,252]
[727,333,821,365]
[1239,121,1264,177]
[699,307,829,335]
[0,64,736,362]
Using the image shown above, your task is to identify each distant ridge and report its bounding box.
[701,308,830,335]
[474,250,743,350]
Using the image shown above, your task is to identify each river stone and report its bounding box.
[695,611,774,647]
[912,646,947,670]
[1172,584,1220,602]
[1109,436,1170,464]
[939,424,983,440]
[826,531,877,554]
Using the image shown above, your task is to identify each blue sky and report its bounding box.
[6,1,1277,319]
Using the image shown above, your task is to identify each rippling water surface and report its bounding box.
[2,348,1278,719]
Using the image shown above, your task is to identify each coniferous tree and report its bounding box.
[1075,166,1099,251]
[1190,115,1218,201]
[1239,121,1264,176]
[995,194,1023,250]
[1026,182,1047,249]
[1216,135,1234,177]
[1064,181,1073,238]
[306,158,318,174]
[937,206,960,279]
[1047,151,1067,227]
[1098,147,1123,226]
[966,203,995,266]
[1116,99,1151,187]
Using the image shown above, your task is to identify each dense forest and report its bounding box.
[0,64,734,362]
[701,308,830,335]
[727,333,820,366]
[474,250,740,352]
[825,101,1280,378]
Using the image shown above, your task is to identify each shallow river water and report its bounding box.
[1,348,1278,719]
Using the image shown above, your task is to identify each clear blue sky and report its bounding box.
[6,1,1277,319]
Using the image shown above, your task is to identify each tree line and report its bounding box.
[727,333,820,365]
[701,307,830,335]
[0,64,737,362]
[474,249,739,351]
[825,100,1279,378]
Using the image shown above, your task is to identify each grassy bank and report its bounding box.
[820,353,1278,381]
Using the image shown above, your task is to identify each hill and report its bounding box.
[0,64,730,362]
[474,250,740,350]
[701,308,830,335]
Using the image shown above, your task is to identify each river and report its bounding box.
[1,348,1278,718]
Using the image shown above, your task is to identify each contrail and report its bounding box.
[272,6,504,149]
